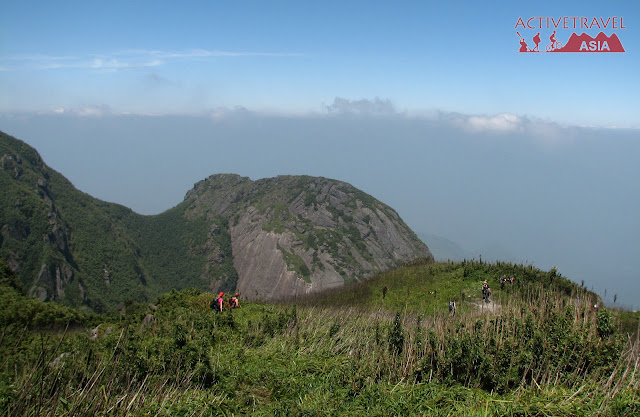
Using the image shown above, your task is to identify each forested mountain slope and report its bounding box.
[0,131,431,311]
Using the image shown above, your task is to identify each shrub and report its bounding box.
[388,312,404,355]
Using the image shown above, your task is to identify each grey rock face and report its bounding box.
[231,221,307,300]
[184,174,432,301]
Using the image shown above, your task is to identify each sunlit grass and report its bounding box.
[1,261,638,416]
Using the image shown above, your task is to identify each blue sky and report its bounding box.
[1,1,639,308]
[1,1,638,126]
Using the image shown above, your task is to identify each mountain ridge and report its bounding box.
[0,131,432,310]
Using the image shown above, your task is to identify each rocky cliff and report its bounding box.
[183,174,432,300]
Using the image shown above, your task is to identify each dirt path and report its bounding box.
[470,299,501,314]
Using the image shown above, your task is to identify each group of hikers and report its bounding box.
[481,275,518,304]
[211,292,240,312]
[449,274,518,315]
[213,274,516,316]
[499,275,516,290]
[483,275,516,302]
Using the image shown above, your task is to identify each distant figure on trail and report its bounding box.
[212,292,224,312]
[500,276,506,290]
[229,293,240,309]
[533,32,541,51]
[449,299,456,316]
[482,281,489,301]
[485,286,492,303]
[382,285,388,299]
[509,275,515,285]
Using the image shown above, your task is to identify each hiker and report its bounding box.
[482,281,489,301]
[449,299,456,316]
[485,286,492,303]
[211,292,224,312]
[229,293,240,309]
[500,276,506,290]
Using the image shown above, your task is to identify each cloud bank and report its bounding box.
[3,96,612,149]
[322,98,585,145]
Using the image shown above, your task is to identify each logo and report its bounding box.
[515,16,626,53]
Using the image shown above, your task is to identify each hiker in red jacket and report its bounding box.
[211,292,224,312]
[229,293,240,308]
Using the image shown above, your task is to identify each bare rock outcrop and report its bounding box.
[184,174,432,301]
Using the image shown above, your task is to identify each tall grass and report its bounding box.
[282,284,638,415]
[2,262,638,416]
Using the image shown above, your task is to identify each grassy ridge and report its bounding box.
[289,259,596,315]
[1,258,639,416]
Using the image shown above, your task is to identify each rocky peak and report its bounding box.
[182,174,432,300]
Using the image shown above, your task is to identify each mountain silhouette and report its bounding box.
[555,32,625,52]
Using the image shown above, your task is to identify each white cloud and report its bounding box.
[326,97,399,116]
[465,113,525,133]
[208,106,251,120]
[33,57,163,70]
[324,100,531,133]
[127,49,302,58]
[420,110,577,145]
[431,111,526,133]
[73,105,113,117]
[90,58,162,70]
[1,48,301,72]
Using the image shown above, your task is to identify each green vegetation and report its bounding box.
[290,258,597,313]
[277,244,311,283]
[2,258,638,416]
[4,132,636,414]
[1,132,238,311]
[260,202,289,234]
[2,132,430,311]
[0,258,89,330]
